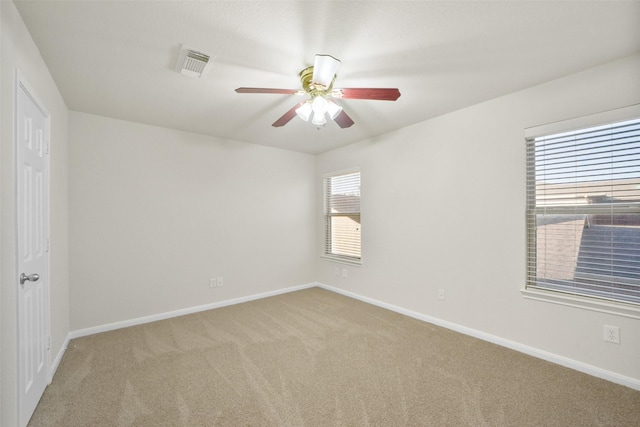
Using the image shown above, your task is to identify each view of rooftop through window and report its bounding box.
[527,118,640,304]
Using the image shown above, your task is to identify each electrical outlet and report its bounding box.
[217,277,223,287]
[603,325,620,344]
[438,289,446,301]
[209,278,216,288]
[342,268,348,278]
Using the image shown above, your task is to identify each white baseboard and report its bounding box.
[68,282,317,339]
[50,333,70,383]
[317,283,640,391]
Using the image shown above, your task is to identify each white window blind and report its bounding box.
[323,170,361,263]
[526,117,640,305]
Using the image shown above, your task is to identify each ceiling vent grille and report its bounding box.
[175,45,213,78]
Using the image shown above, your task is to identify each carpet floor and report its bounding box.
[29,287,640,426]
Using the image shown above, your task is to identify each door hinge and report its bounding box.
[45,237,50,253]
[47,336,51,351]
[45,139,50,155]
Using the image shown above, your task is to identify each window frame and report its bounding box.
[321,168,362,266]
[522,104,640,319]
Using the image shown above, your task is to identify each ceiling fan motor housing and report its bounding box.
[299,66,335,96]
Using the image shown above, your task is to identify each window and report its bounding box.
[323,169,361,264]
[525,108,640,309]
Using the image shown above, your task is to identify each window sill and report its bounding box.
[521,288,640,320]
[321,255,362,267]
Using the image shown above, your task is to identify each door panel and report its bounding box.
[17,80,50,427]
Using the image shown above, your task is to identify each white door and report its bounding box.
[17,78,51,427]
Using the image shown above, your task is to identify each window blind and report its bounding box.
[323,170,361,262]
[526,118,640,304]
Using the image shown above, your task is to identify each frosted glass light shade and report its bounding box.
[312,111,327,126]
[311,96,327,114]
[296,102,312,121]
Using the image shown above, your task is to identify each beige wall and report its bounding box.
[317,54,640,382]
[1,2,70,425]
[68,112,317,330]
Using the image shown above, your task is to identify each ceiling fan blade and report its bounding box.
[235,87,299,95]
[272,101,306,127]
[334,88,401,101]
[312,54,341,87]
[334,110,355,128]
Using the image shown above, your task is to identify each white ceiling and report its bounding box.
[14,1,640,154]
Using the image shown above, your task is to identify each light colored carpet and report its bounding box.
[29,287,640,426]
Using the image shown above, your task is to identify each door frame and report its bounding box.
[15,70,52,426]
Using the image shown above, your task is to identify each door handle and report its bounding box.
[20,273,40,286]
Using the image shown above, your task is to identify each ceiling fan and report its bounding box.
[235,54,401,129]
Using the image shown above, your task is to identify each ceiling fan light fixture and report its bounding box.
[312,111,327,127]
[311,96,327,114]
[295,102,312,121]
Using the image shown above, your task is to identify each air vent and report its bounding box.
[175,45,213,78]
